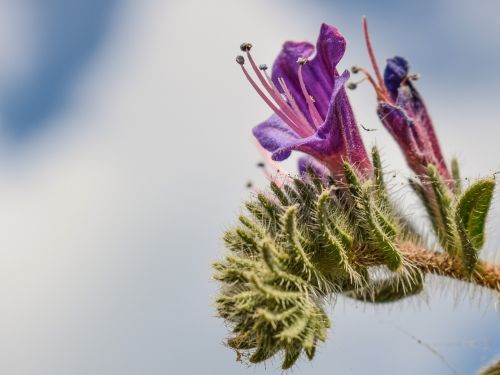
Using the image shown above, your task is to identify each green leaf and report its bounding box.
[456,178,495,249]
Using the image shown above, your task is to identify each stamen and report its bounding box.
[277,77,310,127]
[347,78,366,90]
[352,66,389,102]
[297,57,308,66]
[401,73,421,86]
[362,16,386,93]
[244,47,311,135]
[237,58,295,130]
[297,61,324,128]
[260,68,311,131]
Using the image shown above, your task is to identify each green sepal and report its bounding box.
[455,178,495,250]
[306,165,325,193]
[456,219,479,274]
[427,164,458,254]
[451,158,461,195]
[372,147,388,204]
[409,178,438,232]
[282,344,302,370]
[345,270,423,303]
[343,162,401,270]
[270,181,289,206]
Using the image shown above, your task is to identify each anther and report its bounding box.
[258,64,268,71]
[256,162,265,168]
[401,73,420,86]
[240,42,253,52]
[351,66,361,74]
[235,55,245,65]
[347,82,357,90]
[297,57,308,65]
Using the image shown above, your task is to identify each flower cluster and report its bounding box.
[216,16,499,372]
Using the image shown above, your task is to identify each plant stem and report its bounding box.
[399,242,500,292]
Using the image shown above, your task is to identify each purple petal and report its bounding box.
[315,23,346,74]
[314,70,351,154]
[271,41,314,121]
[397,84,448,176]
[297,156,330,179]
[271,23,347,121]
[377,102,429,175]
[252,114,337,162]
[383,56,409,101]
[377,102,415,146]
[295,23,347,117]
[319,70,350,134]
[337,89,372,173]
[252,114,299,161]
[318,70,372,173]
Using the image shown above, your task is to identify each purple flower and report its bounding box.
[236,23,372,179]
[378,57,450,179]
[359,18,451,181]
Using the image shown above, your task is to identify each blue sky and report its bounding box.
[0,1,498,374]
[0,1,119,139]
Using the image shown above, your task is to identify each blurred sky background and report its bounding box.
[0,1,499,374]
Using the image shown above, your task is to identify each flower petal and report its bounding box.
[271,41,315,120]
[377,102,430,174]
[383,56,409,101]
[316,70,372,174]
[315,23,346,75]
[252,114,299,161]
[271,23,347,121]
[253,114,339,162]
[295,23,347,118]
[377,102,415,146]
[396,84,448,176]
[318,70,350,136]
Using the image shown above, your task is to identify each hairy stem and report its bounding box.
[399,242,500,292]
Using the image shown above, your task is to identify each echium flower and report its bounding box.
[353,18,451,183]
[236,23,372,179]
